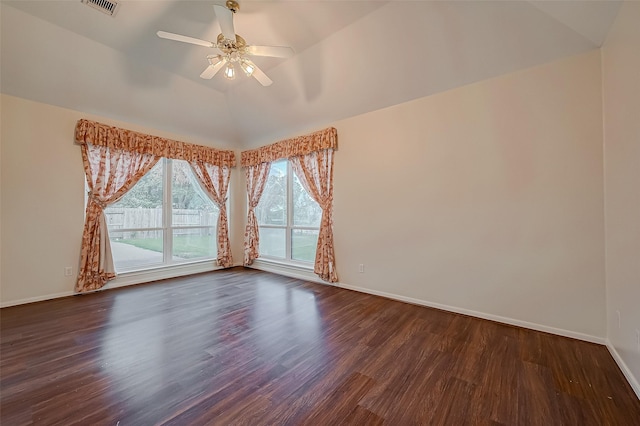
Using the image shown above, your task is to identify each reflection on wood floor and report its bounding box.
[1,267,639,425]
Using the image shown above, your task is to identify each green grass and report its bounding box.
[291,233,318,263]
[120,232,318,262]
[119,235,215,259]
[122,237,163,253]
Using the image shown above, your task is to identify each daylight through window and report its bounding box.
[256,159,321,263]
[104,158,219,271]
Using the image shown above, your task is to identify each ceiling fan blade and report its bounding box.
[250,63,273,87]
[245,45,295,58]
[200,60,226,79]
[213,5,236,40]
[157,31,215,48]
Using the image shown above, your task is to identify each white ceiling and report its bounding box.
[0,0,622,147]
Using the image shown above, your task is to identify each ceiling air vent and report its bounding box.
[81,0,120,17]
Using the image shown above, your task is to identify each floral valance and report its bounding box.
[240,127,337,167]
[75,119,236,168]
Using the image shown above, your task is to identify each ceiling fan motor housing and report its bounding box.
[217,33,247,56]
[226,0,239,13]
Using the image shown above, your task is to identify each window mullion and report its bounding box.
[164,158,172,264]
[286,160,293,260]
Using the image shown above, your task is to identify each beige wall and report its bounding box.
[2,8,637,390]
[329,50,606,339]
[2,50,608,341]
[0,94,242,305]
[1,95,84,304]
[602,1,640,391]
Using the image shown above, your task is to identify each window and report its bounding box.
[104,159,219,272]
[256,159,321,263]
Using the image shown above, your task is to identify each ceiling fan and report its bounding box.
[157,0,294,86]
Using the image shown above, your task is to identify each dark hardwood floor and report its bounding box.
[1,268,639,425]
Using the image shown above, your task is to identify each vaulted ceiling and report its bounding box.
[0,1,622,147]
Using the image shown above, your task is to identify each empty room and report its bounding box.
[1,0,639,424]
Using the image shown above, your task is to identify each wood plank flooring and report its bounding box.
[1,267,639,425]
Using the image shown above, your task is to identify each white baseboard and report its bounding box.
[241,264,605,344]
[606,340,640,400]
[336,282,606,345]
[1,291,74,308]
[1,262,243,308]
[344,279,637,399]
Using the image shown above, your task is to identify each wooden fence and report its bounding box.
[105,208,217,231]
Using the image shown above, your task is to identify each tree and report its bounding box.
[256,171,286,225]
[112,159,216,211]
[171,161,213,211]
[292,175,321,226]
[114,161,163,208]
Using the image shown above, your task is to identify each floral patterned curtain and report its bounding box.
[75,119,237,293]
[190,162,233,268]
[76,119,236,167]
[290,149,338,283]
[77,143,160,292]
[240,127,338,279]
[241,127,337,167]
[244,162,271,265]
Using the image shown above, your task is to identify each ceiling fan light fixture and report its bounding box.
[240,59,255,76]
[207,55,224,66]
[224,63,236,80]
[157,0,293,86]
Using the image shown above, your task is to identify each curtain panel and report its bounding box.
[75,119,236,293]
[190,162,233,268]
[243,163,271,266]
[240,127,338,282]
[290,149,338,282]
[77,144,160,292]
[240,127,337,167]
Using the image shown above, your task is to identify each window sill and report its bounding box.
[254,257,314,270]
[248,258,327,285]
[105,260,226,290]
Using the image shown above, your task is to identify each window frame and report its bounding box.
[258,159,319,266]
[104,158,219,273]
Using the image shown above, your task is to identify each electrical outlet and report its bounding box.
[616,310,621,329]
[64,266,73,277]
[358,264,364,273]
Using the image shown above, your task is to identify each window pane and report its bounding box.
[172,160,219,227]
[292,173,322,227]
[106,161,163,227]
[256,160,287,226]
[259,227,286,258]
[106,161,164,271]
[172,228,216,260]
[292,229,319,262]
[110,230,164,271]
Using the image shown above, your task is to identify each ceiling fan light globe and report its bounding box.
[224,64,235,80]
[240,59,255,76]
